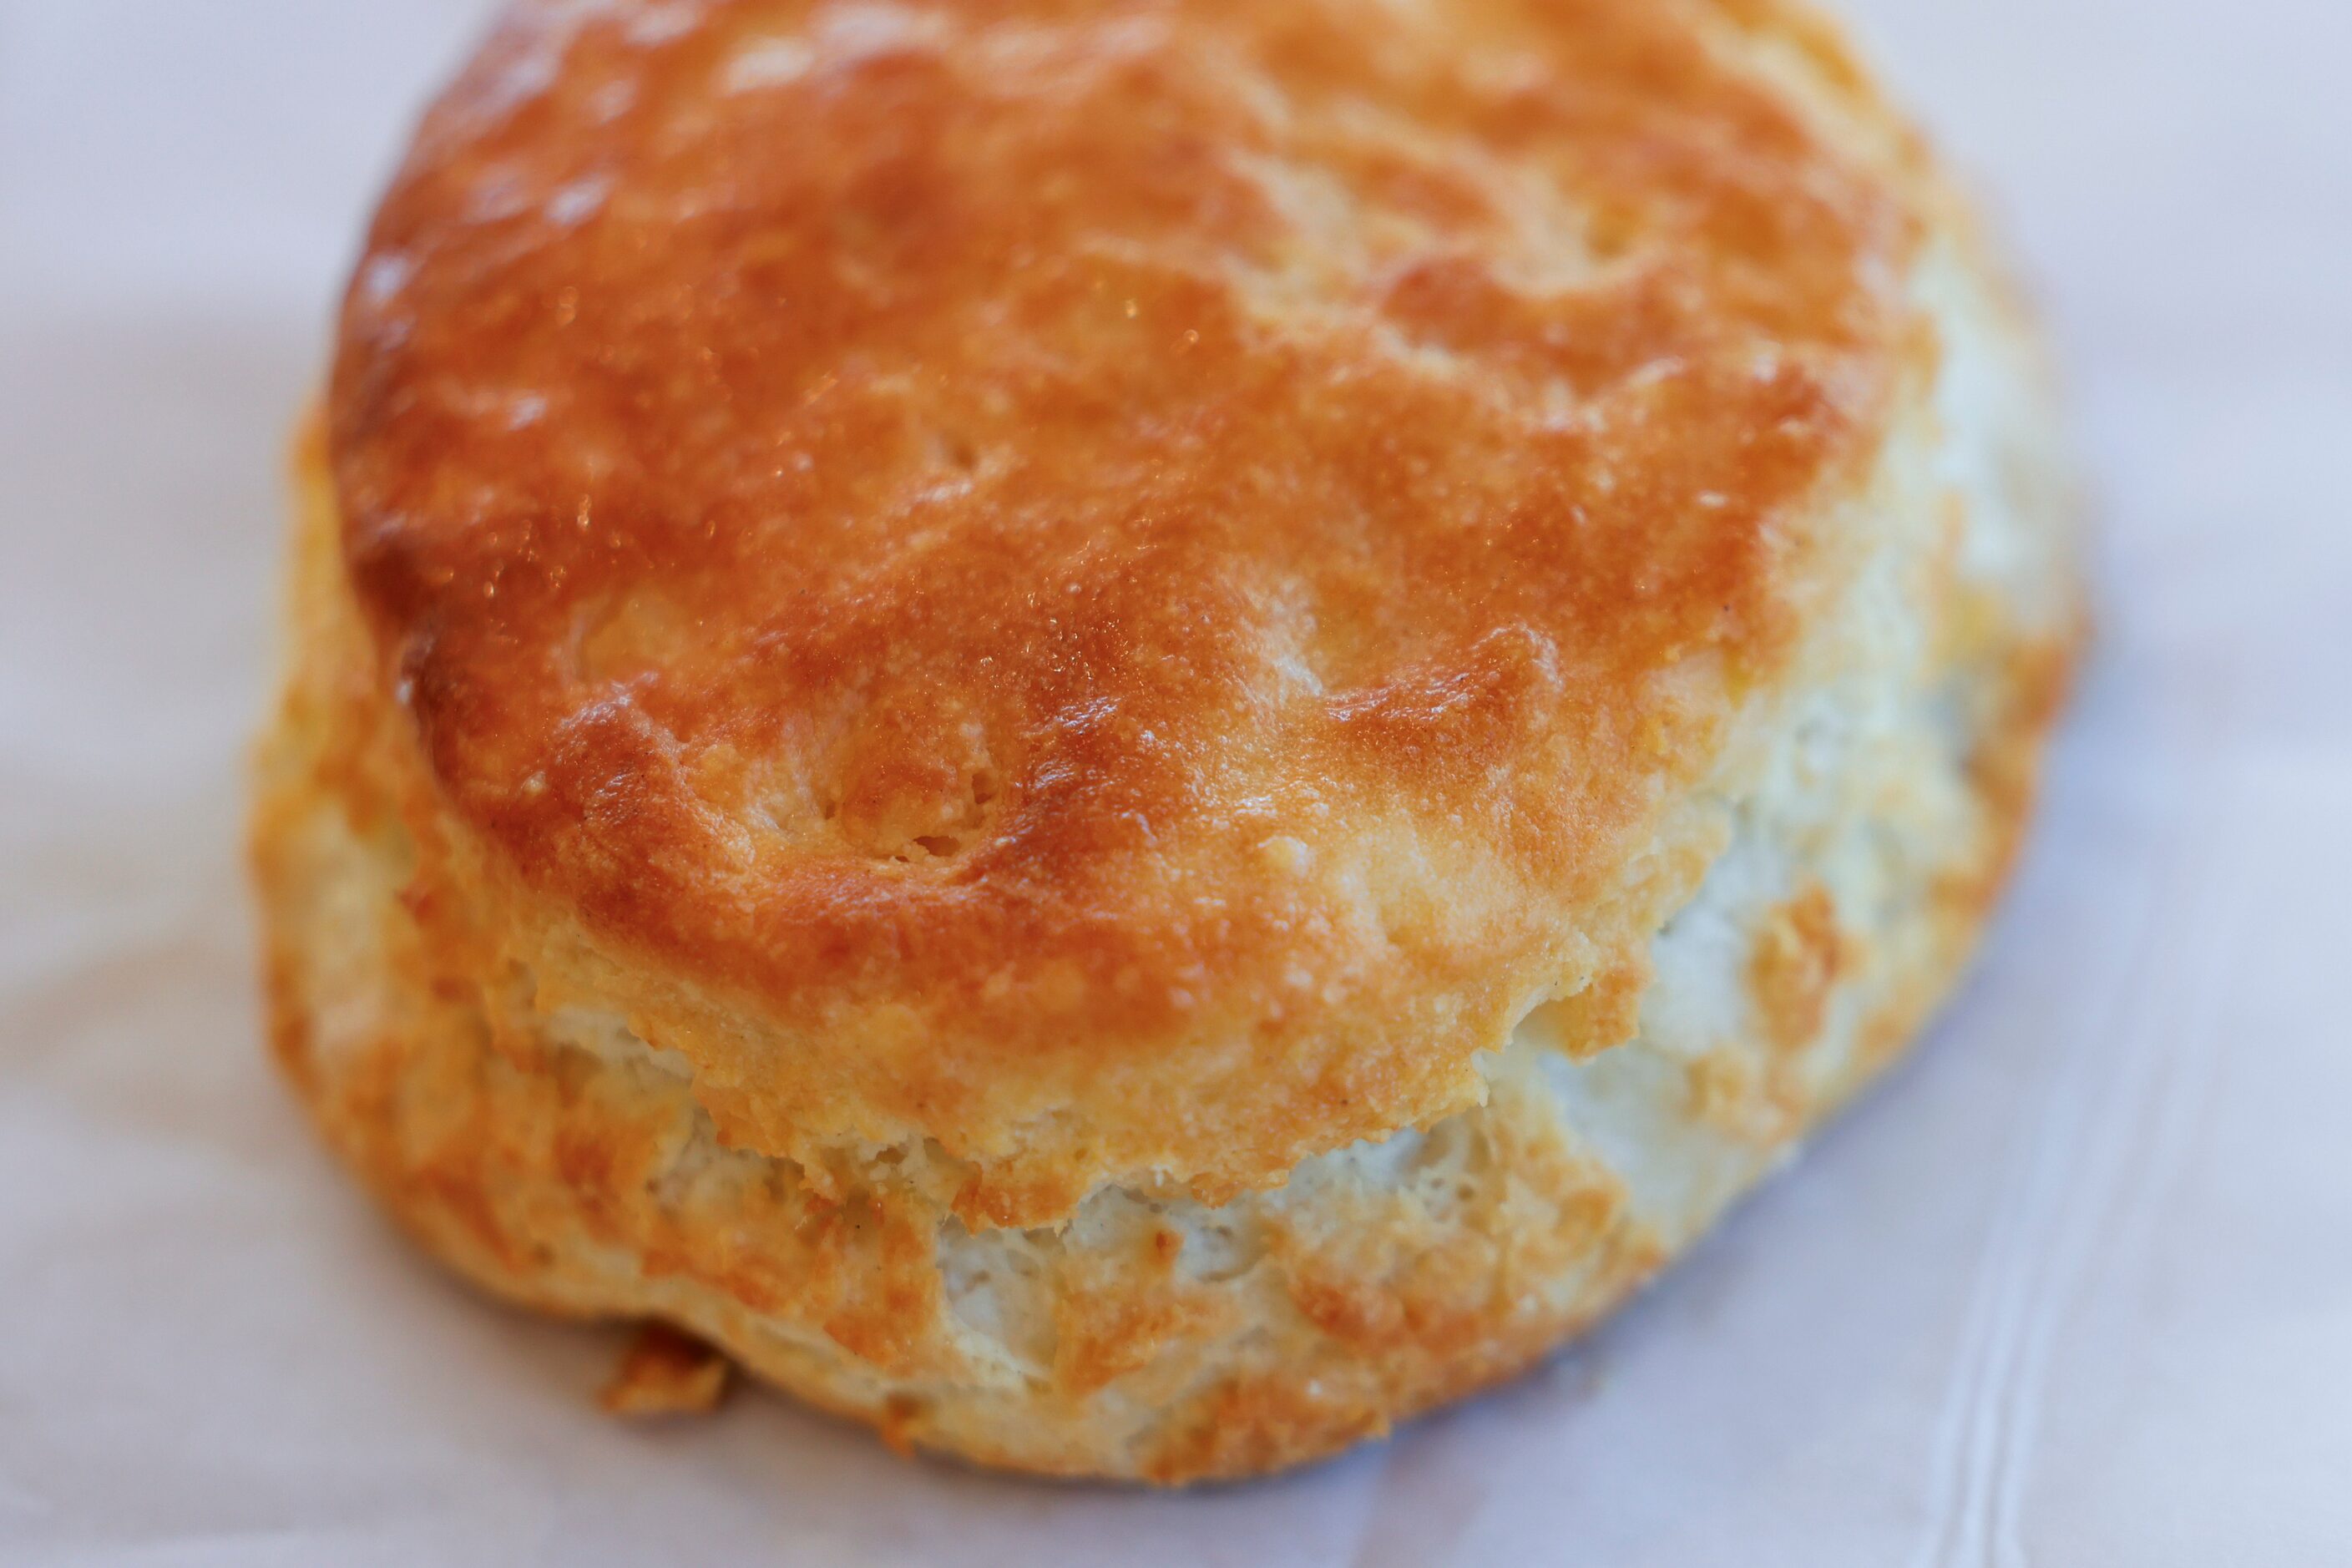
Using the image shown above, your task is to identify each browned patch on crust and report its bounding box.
[1750,882,1855,1054]
[1541,955,1656,1063]
[1143,1371,1397,1485]
[1054,1233,1237,1396]
[601,1323,734,1417]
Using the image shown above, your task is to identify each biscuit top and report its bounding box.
[332,0,1922,1218]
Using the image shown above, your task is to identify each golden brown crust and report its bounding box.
[261,0,2083,1485]
[328,0,1931,1209]
[601,1324,736,1417]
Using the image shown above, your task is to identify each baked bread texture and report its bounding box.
[253,0,2080,1482]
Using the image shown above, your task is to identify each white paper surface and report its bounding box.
[3,2,2348,1562]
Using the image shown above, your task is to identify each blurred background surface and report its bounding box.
[3,3,2348,1563]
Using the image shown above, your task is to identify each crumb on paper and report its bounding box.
[599,1323,733,1418]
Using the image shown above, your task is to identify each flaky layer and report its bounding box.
[325,0,1967,1212]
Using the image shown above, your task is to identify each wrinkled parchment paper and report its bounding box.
[5,2,2349,1560]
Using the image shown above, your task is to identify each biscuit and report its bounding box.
[253,0,2080,1481]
